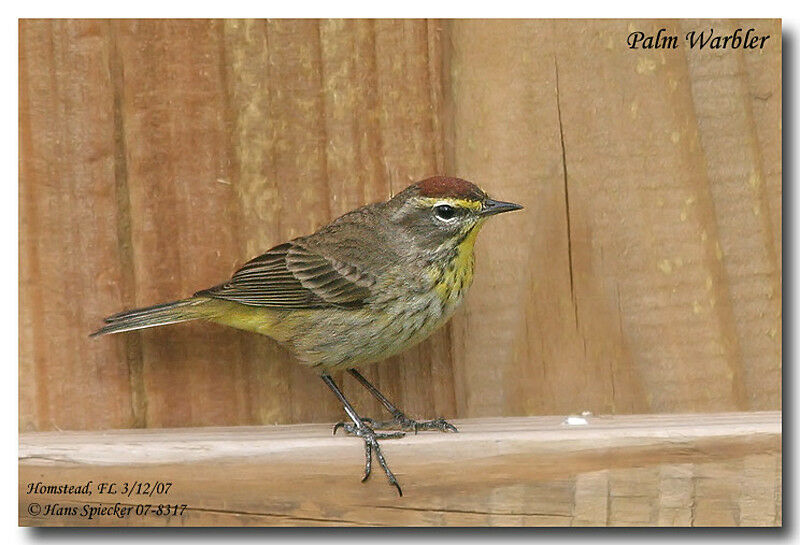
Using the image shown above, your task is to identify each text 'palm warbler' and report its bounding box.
[92,176,522,495]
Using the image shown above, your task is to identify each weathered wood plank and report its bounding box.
[548,18,751,413]
[19,20,135,431]
[19,412,781,526]
[110,20,250,428]
[682,19,782,410]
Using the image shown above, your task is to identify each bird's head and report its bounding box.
[387,176,523,255]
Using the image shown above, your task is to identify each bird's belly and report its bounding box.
[207,275,468,370]
[287,291,463,370]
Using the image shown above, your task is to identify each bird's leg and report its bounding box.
[347,369,458,434]
[320,373,405,496]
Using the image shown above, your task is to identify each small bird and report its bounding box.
[92,176,522,495]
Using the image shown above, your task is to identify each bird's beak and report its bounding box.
[479,198,524,217]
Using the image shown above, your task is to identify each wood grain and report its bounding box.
[547,19,748,413]
[20,20,135,431]
[19,19,782,431]
[19,412,781,526]
[681,19,782,409]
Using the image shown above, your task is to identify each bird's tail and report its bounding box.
[90,298,210,337]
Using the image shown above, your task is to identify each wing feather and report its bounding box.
[197,242,375,309]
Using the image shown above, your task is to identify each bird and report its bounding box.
[91,176,523,496]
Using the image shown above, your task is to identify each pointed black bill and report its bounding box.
[479,198,524,217]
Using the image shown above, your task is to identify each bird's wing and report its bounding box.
[196,241,376,309]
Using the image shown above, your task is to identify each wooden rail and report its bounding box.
[19,412,781,526]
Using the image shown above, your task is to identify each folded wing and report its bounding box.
[197,242,375,309]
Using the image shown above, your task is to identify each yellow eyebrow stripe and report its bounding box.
[418,197,483,211]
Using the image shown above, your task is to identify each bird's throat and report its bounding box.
[431,220,485,303]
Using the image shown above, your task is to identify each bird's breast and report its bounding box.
[429,227,480,306]
[431,255,474,305]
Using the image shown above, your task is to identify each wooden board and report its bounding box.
[19,412,781,526]
[19,19,782,431]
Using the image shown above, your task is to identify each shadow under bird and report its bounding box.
[92,176,523,496]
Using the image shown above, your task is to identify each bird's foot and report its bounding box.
[332,421,405,496]
[362,412,458,434]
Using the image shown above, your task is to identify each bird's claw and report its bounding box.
[332,421,405,496]
[330,411,455,496]
[333,421,405,439]
[362,413,458,434]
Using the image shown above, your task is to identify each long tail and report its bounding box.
[90,298,209,337]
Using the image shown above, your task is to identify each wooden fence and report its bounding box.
[19,19,781,432]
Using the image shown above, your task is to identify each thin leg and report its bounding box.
[320,373,404,496]
[347,369,458,434]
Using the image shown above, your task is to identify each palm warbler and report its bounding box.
[92,176,522,495]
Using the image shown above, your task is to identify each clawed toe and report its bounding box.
[333,420,404,439]
[360,413,458,434]
[417,417,458,433]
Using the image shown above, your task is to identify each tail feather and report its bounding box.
[90,298,207,337]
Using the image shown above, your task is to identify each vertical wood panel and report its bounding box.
[739,20,782,277]
[681,19,782,409]
[446,20,645,417]
[444,19,780,416]
[369,19,456,423]
[20,20,134,430]
[217,19,454,425]
[739,19,783,407]
[113,20,247,427]
[248,19,342,423]
[220,20,295,426]
[551,19,749,412]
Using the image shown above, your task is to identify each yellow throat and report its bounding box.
[432,219,486,303]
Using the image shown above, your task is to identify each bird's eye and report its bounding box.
[434,204,457,221]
